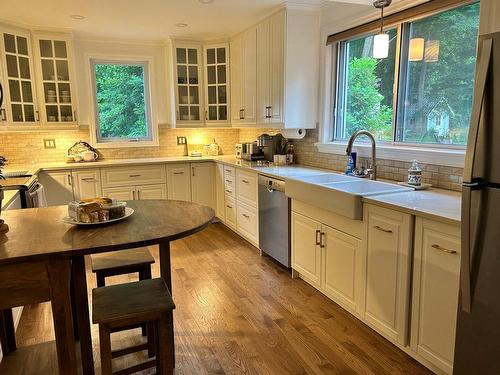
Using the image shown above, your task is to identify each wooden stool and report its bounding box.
[92,278,175,375]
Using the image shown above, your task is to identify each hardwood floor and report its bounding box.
[11,223,432,374]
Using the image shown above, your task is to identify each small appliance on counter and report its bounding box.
[256,133,287,162]
[235,143,243,159]
[241,142,265,161]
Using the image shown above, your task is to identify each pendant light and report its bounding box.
[372,0,392,59]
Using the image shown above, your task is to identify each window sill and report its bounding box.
[315,141,465,168]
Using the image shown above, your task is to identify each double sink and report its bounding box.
[285,173,412,220]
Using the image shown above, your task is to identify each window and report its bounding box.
[335,2,480,146]
[91,59,155,146]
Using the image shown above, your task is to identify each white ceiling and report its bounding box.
[0,0,386,42]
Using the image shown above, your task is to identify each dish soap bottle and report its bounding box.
[408,160,422,186]
[209,138,220,156]
[345,155,354,175]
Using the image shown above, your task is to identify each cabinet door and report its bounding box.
[268,11,284,123]
[322,224,361,314]
[236,201,259,246]
[166,163,191,201]
[204,43,229,124]
[137,184,167,200]
[236,169,258,208]
[38,170,73,206]
[411,218,460,374]
[230,35,243,124]
[256,19,270,125]
[191,163,216,210]
[0,29,38,125]
[72,169,101,200]
[291,212,322,288]
[242,27,257,124]
[102,186,135,201]
[364,205,413,345]
[224,196,237,230]
[215,163,225,221]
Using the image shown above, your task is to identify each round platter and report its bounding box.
[63,207,134,226]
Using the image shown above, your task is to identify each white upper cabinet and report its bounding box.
[0,27,39,126]
[230,27,257,125]
[33,34,77,125]
[174,43,203,127]
[203,43,230,126]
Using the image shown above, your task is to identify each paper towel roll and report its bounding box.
[281,129,306,140]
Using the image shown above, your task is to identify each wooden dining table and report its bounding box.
[0,200,214,374]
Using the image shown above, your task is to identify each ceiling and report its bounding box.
[0,0,387,42]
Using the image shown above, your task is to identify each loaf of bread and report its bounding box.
[68,198,126,223]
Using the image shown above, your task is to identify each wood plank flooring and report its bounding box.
[12,223,432,374]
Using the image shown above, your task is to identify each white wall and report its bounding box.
[72,38,174,128]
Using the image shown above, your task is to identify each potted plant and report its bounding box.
[0,155,7,233]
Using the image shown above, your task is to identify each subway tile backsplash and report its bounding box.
[0,127,463,191]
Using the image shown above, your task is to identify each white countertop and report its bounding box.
[1,155,462,224]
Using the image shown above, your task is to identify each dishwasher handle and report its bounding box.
[258,175,285,193]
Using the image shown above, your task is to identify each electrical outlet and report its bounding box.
[177,136,187,145]
[43,138,56,149]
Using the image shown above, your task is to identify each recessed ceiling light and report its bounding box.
[69,14,86,20]
[175,23,188,28]
[199,0,214,3]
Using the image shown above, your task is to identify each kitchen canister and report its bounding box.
[408,160,422,186]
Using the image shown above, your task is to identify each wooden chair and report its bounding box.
[91,247,155,337]
[92,278,175,375]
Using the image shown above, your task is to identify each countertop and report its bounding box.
[1,155,462,224]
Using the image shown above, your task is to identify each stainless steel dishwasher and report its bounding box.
[258,175,290,268]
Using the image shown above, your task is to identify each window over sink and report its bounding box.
[334,2,480,147]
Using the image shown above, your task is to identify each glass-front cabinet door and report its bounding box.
[204,43,229,125]
[0,30,38,124]
[174,44,202,125]
[34,36,76,124]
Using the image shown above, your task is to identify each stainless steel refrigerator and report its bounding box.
[454,31,500,374]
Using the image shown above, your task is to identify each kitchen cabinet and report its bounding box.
[203,43,229,125]
[410,218,461,375]
[363,204,413,346]
[33,33,77,125]
[101,186,135,201]
[215,163,225,220]
[72,169,101,200]
[0,27,39,125]
[236,201,259,245]
[38,170,73,206]
[166,163,191,201]
[173,43,203,127]
[230,27,257,125]
[291,212,322,288]
[102,184,166,201]
[236,169,258,207]
[101,164,166,188]
[191,162,216,210]
[224,196,237,230]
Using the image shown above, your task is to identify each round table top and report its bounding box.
[0,200,215,265]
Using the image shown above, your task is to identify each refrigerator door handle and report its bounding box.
[461,38,493,313]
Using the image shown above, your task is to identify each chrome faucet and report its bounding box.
[346,130,377,180]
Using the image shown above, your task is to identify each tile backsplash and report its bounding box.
[0,127,463,191]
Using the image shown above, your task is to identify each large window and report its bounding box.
[335,2,480,146]
[91,60,154,145]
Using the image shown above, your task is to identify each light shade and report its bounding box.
[424,40,440,62]
[409,38,425,61]
[373,33,389,59]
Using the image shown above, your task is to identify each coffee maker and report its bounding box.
[256,134,287,162]
[241,142,265,161]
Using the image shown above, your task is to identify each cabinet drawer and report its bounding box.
[236,169,258,207]
[224,175,235,189]
[101,165,166,188]
[223,166,235,178]
[237,201,258,245]
[224,183,235,198]
[225,196,237,229]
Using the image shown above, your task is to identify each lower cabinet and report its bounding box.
[38,170,74,206]
[291,211,362,314]
[166,163,191,202]
[215,163,225,220]
[363,204,413,346]
[102,184,166,200]
[191,163,216,211]
[224,196,237,229]
[236,201,259,245]
[102,186,135,201]
[73,169,102,200]
[411,218,461,375]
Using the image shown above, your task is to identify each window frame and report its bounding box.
[88,56,158,148]
[331,1,479,151]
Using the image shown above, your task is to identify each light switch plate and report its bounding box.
[43,138,56,149]
[177,136,187,145]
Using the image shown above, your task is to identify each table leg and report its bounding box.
[47,257,78,375]
[0,309,16,354]
[71,256,95,375]
[159,241,175,367]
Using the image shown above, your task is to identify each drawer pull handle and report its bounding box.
[81,178,97,182]
[225,169,232,173]
[226,205,232,209]
[242,179,249,184]
[225,179,233,183]
[226,189,232,193]
[173,172,184,175]
[242,214,250,219]
[315,230,321,245]
[432,244,458,254]
[374,225,393,234]
[129,174,141,177]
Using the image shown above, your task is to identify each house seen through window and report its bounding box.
[335,2,480,146]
